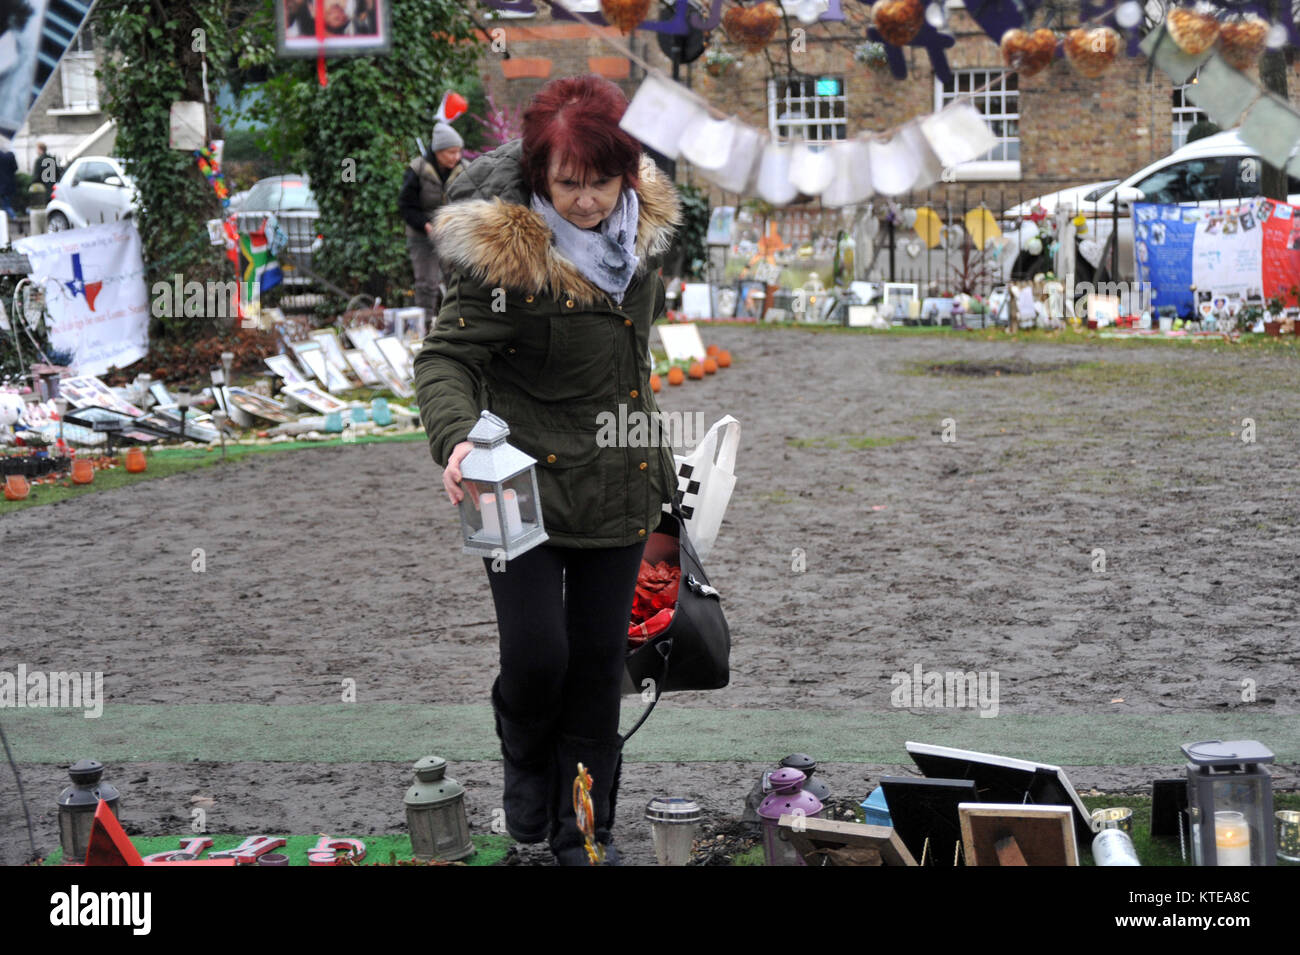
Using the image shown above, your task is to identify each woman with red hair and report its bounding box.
[414,75,682,865]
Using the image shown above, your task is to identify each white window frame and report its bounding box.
[767,75,847,143]
[1172,72,1208,151]
[934,69,1020,181]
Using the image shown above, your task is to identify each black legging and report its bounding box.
[483,541,646,740]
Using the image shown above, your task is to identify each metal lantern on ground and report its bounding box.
[457,411,547,560]
[782,753,831,804]
[404,755,474,862]
[757,768,823,866]
[645,797,702,866]
[1182,739,1276,866]
[57,759,120,864]
[176,387,191,440]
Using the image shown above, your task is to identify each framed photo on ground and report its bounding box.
[276,0,392,57]
[283,381,348,414]
[375,335,414,381]
[265,354,306,385]
[737,281,767,320]
[778,815,918,866]
[958,803,1079,866]
[883,283,919,322]
[344,349,380,386]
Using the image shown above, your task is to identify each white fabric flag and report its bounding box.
[15,221,150,376]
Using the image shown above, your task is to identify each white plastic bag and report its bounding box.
[666,415,739,561]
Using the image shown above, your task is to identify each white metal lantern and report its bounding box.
[458,411,548,560]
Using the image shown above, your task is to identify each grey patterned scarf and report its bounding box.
[530,187,640,304]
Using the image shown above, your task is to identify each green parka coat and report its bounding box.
[413,139,683,549]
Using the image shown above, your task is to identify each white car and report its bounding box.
[1004,179,1120,219]
[1083,130,1300,282]
[45,157,140,232]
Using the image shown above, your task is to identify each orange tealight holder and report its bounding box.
[4,474,29,500]
[71,458,95,484]
[125,447,147,473]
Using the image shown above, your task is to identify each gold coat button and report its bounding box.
[525,294,535,303]
[546,453,557,464]
[639,461,647,470]
[624,318,633,327]
[457,316,465,327]
[566,299,575,308]
[629,389,638,398]
[637,528,646,537]
[507,347,517,354]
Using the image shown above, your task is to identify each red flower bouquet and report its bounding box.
[628,558,679,648]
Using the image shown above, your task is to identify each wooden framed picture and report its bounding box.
[879,777,978,867]
[276,0,392,58]
[736,280,767,321]
[958,803,1079,866]
[375,335,414,381]
[883,282,919,321]
[777,815,918,867]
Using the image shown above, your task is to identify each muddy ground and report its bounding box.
[3,328,1298,865]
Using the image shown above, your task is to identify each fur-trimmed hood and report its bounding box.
[431,138,681,309]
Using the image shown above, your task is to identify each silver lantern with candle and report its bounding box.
[645,797,702,866]
[1182,739,1276,866]
[457,411,547,560]
[404,756,474,862]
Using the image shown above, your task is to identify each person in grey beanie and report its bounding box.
[399,121,468,315]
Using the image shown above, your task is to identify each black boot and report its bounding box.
[550,732,624,866]
[491,678,558,844]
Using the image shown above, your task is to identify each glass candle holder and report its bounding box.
[1277,811,1300,864]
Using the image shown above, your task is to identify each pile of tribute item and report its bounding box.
[752,740,1293,867]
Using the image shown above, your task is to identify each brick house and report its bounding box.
[469,0,1300,219]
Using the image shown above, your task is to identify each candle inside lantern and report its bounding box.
[1215,811,1251,866]
[478,489,523,542]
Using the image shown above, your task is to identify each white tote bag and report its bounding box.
[666,415,740,561]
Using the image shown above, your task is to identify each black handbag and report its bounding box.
[621,505,730,743]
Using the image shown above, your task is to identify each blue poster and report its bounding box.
[1133,203,1197,319]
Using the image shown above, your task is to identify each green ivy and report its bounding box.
[673,182,710,281]
[94,1,262,338]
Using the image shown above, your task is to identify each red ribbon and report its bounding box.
[315,0,327,87]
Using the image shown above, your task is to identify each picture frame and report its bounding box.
[777,815,918,867]
[882,282,919,322]
[346,324,390,374]
[344,348,381,386]
[224,387,293,424]
[370,357,414,399]
[736,280,767,321]
[655,323,707,363]
[958,803,1079,866]
[705,206,736,246]
[309,329,351,373]
[906,741,1094,845]
[264,354,306,385]
[879,776,979,867]
[276,0,392,58]
[282,381,349,414]
[375,335,414,381]
[709,284,737,321]
[680,283,712,319]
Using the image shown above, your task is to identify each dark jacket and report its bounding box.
[413,138,683,549]
[399,153,467,238]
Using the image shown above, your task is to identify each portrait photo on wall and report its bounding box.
[276,0,391,57]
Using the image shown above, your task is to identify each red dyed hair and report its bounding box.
[521,74,642,201]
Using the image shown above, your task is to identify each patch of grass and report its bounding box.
[786,434,916,451]
[0,431,426,516]
[732,845,768,866]
[755,489,794,505]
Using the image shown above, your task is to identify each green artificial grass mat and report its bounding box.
[41,832,511,867]
[0,431,426,515]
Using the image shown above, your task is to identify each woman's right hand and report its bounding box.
[443,440,476,506]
